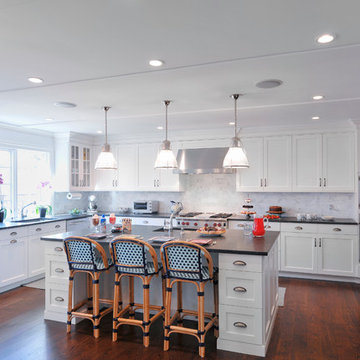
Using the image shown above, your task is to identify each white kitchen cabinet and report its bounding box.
[0,237,28,287]
[317,235,356,276]
[237,136,291,192]
[117,144,138,191]
[292,134,322,192]
[70,144,92,190]
[236,138,264,192]
[322,133,355,192]
[28,235,45,277]
[264,136,292,191]
[280,233,317,274]
[93,145,118,191]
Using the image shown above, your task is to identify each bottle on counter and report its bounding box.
[100,214,107,233]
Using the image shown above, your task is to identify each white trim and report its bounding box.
[279,271,360,284]
[0,273,44,294]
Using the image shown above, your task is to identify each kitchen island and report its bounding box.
[41,226,279,357]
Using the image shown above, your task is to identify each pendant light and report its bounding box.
[223,94,249,169]
[154,100,178,169]
[95,106,118,170]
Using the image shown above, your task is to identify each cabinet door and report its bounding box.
[322,133,355,192]
[70,145,80,188]
[81,146,91,189]
[264,136,292,191]
[28,235,45,277]
[116,144,138,191]
[0,238,27,286]
[236,137,264,192]
[138,143,159,191]
[93,146,118,190]
[292,134,322,192]
[280,233,316,273]
[158,141,181,191]
[317,235,356,276]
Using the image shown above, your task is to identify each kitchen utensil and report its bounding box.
[252,216,269,237]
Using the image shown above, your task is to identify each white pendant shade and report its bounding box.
[223,146,249,168]
[155,148,178,169]
[95,148,118,170]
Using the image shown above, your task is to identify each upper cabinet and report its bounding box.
[70,144,91,189]
[293,132,355,192]
[237,136,292,192]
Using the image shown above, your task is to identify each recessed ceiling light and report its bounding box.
[229,122,235,125]
[45,118,53,121]
[157,126,163,130]
[256,79,283,89]
[28,77,43,84]
[312,95,324,100]
[317,34,335,44]
[97,130,103,134]
[312,116,320,120]
[149,59,164,67]
[54,101,77,108]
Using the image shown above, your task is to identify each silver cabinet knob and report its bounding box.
[233,286,247,293]
[295,226,303,231]
[10,231,17,236]
[55,296,64,302]
[55,225,61,228]
[333,228,342,232]
[233,260,246,266]
[54,247,63,252]
[10,239,17,244]
[36,228,42,232]
[55,268,65,273]
[233,322,247,328]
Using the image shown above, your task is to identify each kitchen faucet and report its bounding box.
[168,201,183,231]
[21,201,36,218]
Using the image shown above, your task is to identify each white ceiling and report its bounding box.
[1,0,360,136]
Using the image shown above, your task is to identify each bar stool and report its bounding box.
[63,236,114,338]
[110,237,165,347]
[160,240,218,358]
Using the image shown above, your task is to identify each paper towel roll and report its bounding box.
[67,192,82,200]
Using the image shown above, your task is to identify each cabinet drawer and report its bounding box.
[45,242,66,257]
[46,221,67,234]
[281,223,318,233]
[130,217,165,226]
[46,256,69,281]
[45,284,69,313]
[219,270,262,308]
[318,224,358,235]
[219,304,263,345]
[219,253,262,272]
[0,227,28,240]
[229,221,280,232]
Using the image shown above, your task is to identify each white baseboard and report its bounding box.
[279,271,360,284]
[0,273,45,294]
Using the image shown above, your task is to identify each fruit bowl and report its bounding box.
[196,227,226,237]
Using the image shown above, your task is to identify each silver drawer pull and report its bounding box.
[36,228,42,232]
[333,228,342,232]
[54,247,63,252]
[10,239,17,244]
[55,225,61,228]
[55,268,65,273]
[10,231,17,236]
[233,260,247,266]
[233,286,247,293]
[236,224,245,228]
[143,220,149,224]
[233,321,247,328]
[55,296,64,302]
[295,226,303,230]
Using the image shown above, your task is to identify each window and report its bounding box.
[0,149,14,215]
[17,149,52,218]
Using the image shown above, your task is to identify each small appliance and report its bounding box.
[87,195,98,214]
[133,200,159,214]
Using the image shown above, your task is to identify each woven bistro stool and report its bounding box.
[63,236,113,338]
[110,237,165,347]
[160,240,219,358]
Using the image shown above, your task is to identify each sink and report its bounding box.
[11,217,56,223]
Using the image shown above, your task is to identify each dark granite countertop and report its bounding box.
[228,216,358,225]
[40,225,279,256]
[97,212,172,218]
[0,214,91,229]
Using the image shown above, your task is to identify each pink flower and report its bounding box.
[0,174,3,185]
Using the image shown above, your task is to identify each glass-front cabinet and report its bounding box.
[70,144,91,189]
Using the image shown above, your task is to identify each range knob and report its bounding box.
[186,222,189,226]
[194,222,198,226]
[218,223,221,227]
[204,223,208,227]
[182,222,185,225]
[213,222,217,227]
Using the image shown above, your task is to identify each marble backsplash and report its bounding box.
[54,173,358,219]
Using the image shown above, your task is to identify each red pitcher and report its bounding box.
[252,217,269,237]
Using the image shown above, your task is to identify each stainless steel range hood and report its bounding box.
[174,147,234,174]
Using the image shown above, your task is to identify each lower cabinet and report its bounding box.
[217,242,278,357]
[28,235,45,277]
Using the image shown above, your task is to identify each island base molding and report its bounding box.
[279,272,360,284]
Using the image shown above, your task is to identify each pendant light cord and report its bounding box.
[232,94,240,137]
[164,100,171,142]
[104,106,111,145]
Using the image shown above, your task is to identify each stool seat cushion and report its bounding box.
[167,266,218,281]
[115,262,161,275]
[73,256,113,271]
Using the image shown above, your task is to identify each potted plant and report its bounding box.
[37,180,53,218]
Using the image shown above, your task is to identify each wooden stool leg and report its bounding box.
[214,276,219,338]
[129,276,135,319]
[87,273,93,312]
[164,278,172,351]
[161,273,166,318]
[198,282,205,358]
[112,272,120,342]
[92,272,100,338]
[67,270,74,333]
[177,281,183,326]
[143,277,150,347]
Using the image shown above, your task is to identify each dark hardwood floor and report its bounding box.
[0,278,359,360]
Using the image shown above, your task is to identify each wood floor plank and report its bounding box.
[0,278,358,360]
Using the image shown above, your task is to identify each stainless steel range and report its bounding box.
[175,212,232,230]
